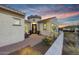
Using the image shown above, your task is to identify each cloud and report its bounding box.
[6,4,79,20]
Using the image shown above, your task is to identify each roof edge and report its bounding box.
[0,5,25,16]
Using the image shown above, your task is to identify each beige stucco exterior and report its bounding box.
[0,6,25,47]
[39,20,51,36]
[25,16,58,36]
[25,21,31,33]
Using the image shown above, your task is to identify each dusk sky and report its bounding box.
[5,4,79,23]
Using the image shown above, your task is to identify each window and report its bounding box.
[43,23,47,30]
[51,24,56,32]
[13,17,21,26]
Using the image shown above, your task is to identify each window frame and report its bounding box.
[43,23,47,30]
[13,17,21,26]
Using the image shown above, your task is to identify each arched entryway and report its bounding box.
[32,24,37,34]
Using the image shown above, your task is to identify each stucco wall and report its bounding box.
[39,22,51,36]
[0,13,24,47]
[25,22,30,33]
[29,18,41,22]
[45,31,64,55]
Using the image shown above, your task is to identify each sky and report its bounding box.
[5,4,79,23]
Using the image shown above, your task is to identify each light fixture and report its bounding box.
[32,22,37,24]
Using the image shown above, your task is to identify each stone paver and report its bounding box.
[0,34,44,55]
[0,38,30,55]
[28,34,44,47]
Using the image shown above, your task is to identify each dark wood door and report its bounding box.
[32,24,37,33]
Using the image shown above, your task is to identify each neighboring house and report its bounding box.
[25,15,58,36]
[0,5,25,47]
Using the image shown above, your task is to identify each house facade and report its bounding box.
[0,5,58,48]
[0,5,25,47]
[25,15,58,36]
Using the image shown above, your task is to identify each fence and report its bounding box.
[45,31,64,55]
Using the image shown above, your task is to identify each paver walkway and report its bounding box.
[10,35,50,55]
[28,34,44,47]
[0,34,44,55]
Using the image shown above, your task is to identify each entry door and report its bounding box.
[32,24,37,33]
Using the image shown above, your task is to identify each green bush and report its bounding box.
[42,36,52,46]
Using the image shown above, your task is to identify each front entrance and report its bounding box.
[32,24,37,34]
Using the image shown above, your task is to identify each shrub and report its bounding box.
[42,36,52,46]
